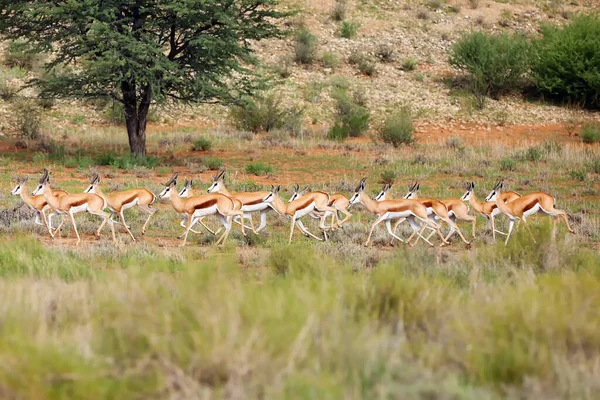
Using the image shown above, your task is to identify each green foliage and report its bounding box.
[245,162,273,176]
[357,57,377,76]
[294,28,318,65]
[532,15,600,109]
[380,170,397,184]
[321,52,339,70]
[570,170,586,181]
[580,122,600,144]
[0,0,289,155]
[340,21,360,39]
[203,157,223,170]
[401,57,418,71]
[328,89,370,140]
[229,94,299,133]
[378,108,415,147]
[10,100,41,139]
[3,40,40,70]
[523,146,545,162]
[500,157,517,171]
[95,153,162,170]
[449,31,531,98]
[192,137,212,151]
[0,77,18,100]
[330,0,348,21]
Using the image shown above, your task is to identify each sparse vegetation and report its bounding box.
[401,57,418,71]
[376,44,395,62]
[328,88,370,140]
[500,157,517,171]
[3,40,40,70]
[10,100,41,140]
[203,157,224,170]
[294,28,317,65]
[378,108,415,147]
[245,161,273,176]
[193,137,212,151]
[321,51,340,70]
[229,94,288,133]
[380,169,396,184]
[580,122,600,144]
[331,0,348,21]
[340,21,360,39]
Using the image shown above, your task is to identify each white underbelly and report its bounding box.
[70,204,88,214]
[193,204,218,218]
[242,203,269,213]
[426,207,434,217]
[122,199,139,211]
[384,210,412,220]
[295,203,316,219]
[523,203,541,218]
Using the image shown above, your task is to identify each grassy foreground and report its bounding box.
[0,231,598,399]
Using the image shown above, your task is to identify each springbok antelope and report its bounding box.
[206,170,273,233]
[261,185,340,244]
[402,181,474,244]
[11,176,68,230]
[158,172,246,247]
[178,179,220,236]
[32,170,116,246]
[349,178,448,247]
[460,181,521,241]
[485,180,574,245]
[83,172,157,241]
[288,184,353,227]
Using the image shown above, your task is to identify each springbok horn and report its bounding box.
[164,172,179,186]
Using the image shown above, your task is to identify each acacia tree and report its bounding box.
[0,0,288,156]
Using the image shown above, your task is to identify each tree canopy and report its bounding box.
[0,0,289,156]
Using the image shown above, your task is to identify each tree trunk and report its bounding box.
[122,81,151,157]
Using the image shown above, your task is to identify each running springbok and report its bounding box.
[485,180,574,245]
[11,176,68,230]
[349,178,448,247]
[402,181,473,244]
[207,170,272,233]
[261,185,339,244]
[32,169,115,245]
[83,172,157,241]
[178,179,220,236]
[288,184,353,227]
[158,172,246,247]
[460,181,521,241]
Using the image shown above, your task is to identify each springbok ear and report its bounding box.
[294,184,299,192]
[388,183,393,190]
[471,181,475,189]
[220,170,225,181]
[23,176,29,183]
[416,182,420,191]
[189,179,193,187]
[275,185,281,194]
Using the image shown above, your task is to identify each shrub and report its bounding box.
[449,31,531,98]
[468,0,480,9]
[0,78,19,100]
[321,52,339,70]
[357,57,377,76]
[376,45,395,63]
[229,94,286,133]
[500,157,517,171]
[11,101,41,139]
[327,123,350,141]
[523,146,545,162]
[245,162,273,176]
[380,170,397,184]
[580,122,600,144]
[378,108,415,147]
[328,89,370,139]
[401,58,418,71]
[37,97,55,109]
[193,137,212,151]
[331,0,348,21]
[570,170,586,181]
[532,15,600,109]
[426,0,444,11]
[204,158,223,170]
[294,28,317,65]
[340,21,360,39]
[4,40,40,70]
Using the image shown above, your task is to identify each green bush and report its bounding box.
[357,57,377,76]
[193,137,212,151]
[378,108,415,147]
[449,31,531,98]
[401,58,418,71]
[4,40,40,70]
[580,122,600,144]
[532,15,600,109]
[0,78,19,100]
[294,28,317,65]
[340,21,360,39]
[204,157,223,170]
[229,94,287,133]
[245,162,273,176]
[11,100,41,139]
[523,146,545,162]
[330,0,348,21]
[380,170,396,184]
[328,89,370,139]
[321,52,339,70]
[500,157,517,171]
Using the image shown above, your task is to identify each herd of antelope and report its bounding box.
[10,169,575,247]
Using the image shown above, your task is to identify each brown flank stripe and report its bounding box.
[244,198,266,206]
[193,199,218,210]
